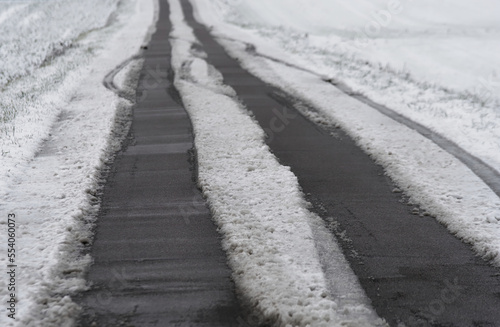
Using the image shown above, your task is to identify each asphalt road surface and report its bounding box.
[76,2,242,326]
[180,0,500,326]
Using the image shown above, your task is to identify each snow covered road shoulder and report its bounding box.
[0,0,156,325]
[169,0,385,326]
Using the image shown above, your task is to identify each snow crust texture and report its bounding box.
[0,0,118,88]
[0,0,155,325]
[169,0,386,326]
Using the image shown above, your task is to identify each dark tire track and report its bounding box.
[182,0,500,326]
[221,35,500,199]
[102,53,142,102]
[76,1,242,326]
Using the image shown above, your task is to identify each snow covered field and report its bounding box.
[191,0,500,266]
[0,0,155,325]
[216,0,500,99]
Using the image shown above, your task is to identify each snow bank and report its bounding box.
[168,0,386,326]
[0,0,156,325]
[191,0,500,266]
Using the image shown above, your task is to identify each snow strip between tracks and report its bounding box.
[168,0,386,326]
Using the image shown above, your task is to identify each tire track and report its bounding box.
[182,0,500,325]
[219,35,500,199]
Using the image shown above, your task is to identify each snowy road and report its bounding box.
[181,0,500,325]
[76,2,242,325]
[193,1,500,271]
[1,0,500,326]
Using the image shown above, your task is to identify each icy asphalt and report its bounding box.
[77,0,500,326]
